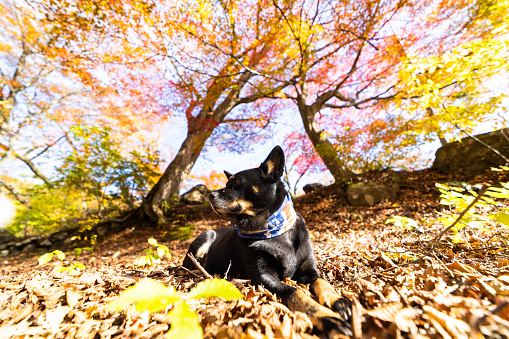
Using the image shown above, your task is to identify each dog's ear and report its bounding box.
[260,146,285,182]
[224,170,233,179]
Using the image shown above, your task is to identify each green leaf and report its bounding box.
[157,247,166,258]
[157,246,171,259]
[494,212,509,227]
[82,247,94,253]
[74,263,86,270]
[149,253,161,263]
[166,301,202,339]
[134,256,149,266]
[188,279,243,301]
[148,238,158,246]
[38,252,53,265]
[385,216,423,232]
[109,279,180,313]
[54,266,67,273]
[54,250,66,261]
[486,187,509,199]
[452,232,464,244]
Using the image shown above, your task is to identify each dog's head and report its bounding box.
[209,146,286,217]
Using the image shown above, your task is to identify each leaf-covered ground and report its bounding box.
[1,169,509,339]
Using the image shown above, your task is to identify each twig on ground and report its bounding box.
[461,244,509,253]
[224,260,231,279]
[186,253,214,279]
[426,184,488,254]
[177,265,203,279]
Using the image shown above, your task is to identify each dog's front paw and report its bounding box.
[286,289,352,337]
[332,297,352,324]
[313,312,352,338]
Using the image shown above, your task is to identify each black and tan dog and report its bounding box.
[183,146,352,337]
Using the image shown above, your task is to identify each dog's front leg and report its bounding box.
[254,264,352,336]
[284,287,352,337]
[310,278,352,325]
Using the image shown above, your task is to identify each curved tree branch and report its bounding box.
[13,151,53,187]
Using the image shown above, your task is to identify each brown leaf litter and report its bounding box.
[1,168,509,338]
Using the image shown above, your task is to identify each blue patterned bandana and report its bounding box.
[231,194,297,239]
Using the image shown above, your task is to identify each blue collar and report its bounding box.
[230,194,297,239]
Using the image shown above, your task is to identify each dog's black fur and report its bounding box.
[183,146,352,337]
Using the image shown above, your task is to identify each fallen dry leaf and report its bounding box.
[366,301,403,322]
[394,307,419,333]
[2,169,509,338]
[423,305,470,339]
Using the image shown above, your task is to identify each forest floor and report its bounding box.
[1,168,509,339]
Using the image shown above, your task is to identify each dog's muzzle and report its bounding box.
[209,190,225,215]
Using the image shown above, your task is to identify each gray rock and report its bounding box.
[22,243,37,253]
[96,226,108,237]
[347,183,399,206]
[303,183,324,194]
[15,238,32,247]
[433,128,509,175]
[14,238,35,249]
[54,232,69,242]
[181,185,210,205]
[40,238,52,247]
[0,250,9,256]
[0,230,15,245]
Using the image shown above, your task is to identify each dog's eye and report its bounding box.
[234,179,242,186]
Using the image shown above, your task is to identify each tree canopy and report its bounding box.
[1,0,508,231]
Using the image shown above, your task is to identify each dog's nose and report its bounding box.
[209,191,219,200]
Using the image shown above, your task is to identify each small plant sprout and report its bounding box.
[73,246,94,259]
[386,180,509,247]
[109,278,243,339]
[386,216,424,233]
[38,249,87,273]
[135,238,172,267]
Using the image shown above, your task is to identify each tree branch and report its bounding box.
[28,135,66,160]
[186,253,213,279]
[0,178,28,204]
[13,151,53,187]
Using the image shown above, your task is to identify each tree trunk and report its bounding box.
[141,128,212,222]
[299,104,355,182]
[0,96,14,144]
[139,70,256,223]
[426,107,448,146]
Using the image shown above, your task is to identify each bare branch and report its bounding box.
[336,26,379,50]
[13,151,53,187]
[238,74,299,104]
[186,253,213,279]
[0,178,28,204]
[28,135,66,160]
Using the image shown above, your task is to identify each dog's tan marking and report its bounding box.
[227,200,255,215]
[252,186,259,194]
[238,200,255,215]
[286,290,346,335]
[266,160,275,174]
[310,278,342,308]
